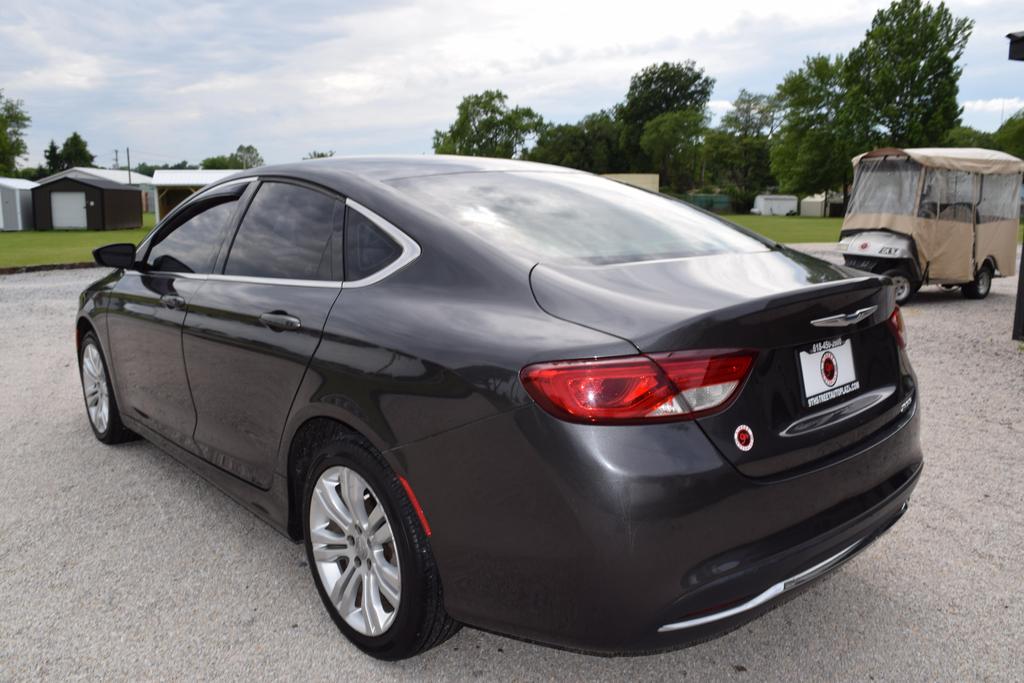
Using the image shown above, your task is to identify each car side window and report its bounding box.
[146,199,240,274]
[345,206,401,281]
[224,182,341,281]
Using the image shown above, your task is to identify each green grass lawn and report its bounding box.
[721,215,844,243]
[0,214,154,268]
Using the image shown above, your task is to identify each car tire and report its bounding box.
[78,332,135,444]
[302,433,460,660]
[882,268,916,305]
[961,263,993,300]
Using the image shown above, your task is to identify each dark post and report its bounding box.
[126,148,132,185]
[1010,33,1024,341]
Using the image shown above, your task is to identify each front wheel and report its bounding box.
[302,434,459,660]
[79,332,135,444]
[961,264,993,300]
[882,268,917,305]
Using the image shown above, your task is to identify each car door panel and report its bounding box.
[181,180,344,489]
[182,280,341,488]
[106,272,205,449]
[105,189,247,448]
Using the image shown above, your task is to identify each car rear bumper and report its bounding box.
[392,395,923,654]
[643,465,917,652]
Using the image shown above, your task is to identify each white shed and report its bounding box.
[800,191,844,217]
[751,194,798,216]
[0,177,38,231]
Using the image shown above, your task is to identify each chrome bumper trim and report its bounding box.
[657,540,865,633]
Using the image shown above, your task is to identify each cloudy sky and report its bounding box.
[1,0,1021,169]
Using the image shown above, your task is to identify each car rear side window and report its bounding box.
[225,182,342,281]
[146,199,239,274]
[344,206,401,281]
[387,171,768,265]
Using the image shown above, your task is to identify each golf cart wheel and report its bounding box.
[961,264,993,300]
[882,269,916,306]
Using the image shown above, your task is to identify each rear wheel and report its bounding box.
[79,332,135,444]
[961,264,993,300]
[302,434,459,660]
[882,268,916,305]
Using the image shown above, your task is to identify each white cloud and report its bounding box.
[961,97,1024,113]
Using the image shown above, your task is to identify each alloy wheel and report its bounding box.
[81,343,110,434]
[309,465,402,637]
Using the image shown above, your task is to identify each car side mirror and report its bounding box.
[93,243,138,269]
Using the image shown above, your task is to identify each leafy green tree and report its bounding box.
[525,123,586,167]
[304,150,335,159]
[59,132,95,168]
[771,0,973,202]
[843,0,973,147]
[234,144,264,169]
[433,90,544,158]
[618,61,715,171]
[17,165,48,181]
[201,154,237,170]
[43,139,64,173]
[526,110,625,173]
[719,90,781,138]
[771,55,860,200]
[992,109,1024,159]
[639,108,708,190]
[135,160,196,177]
[705,91,781,211]
[0,90,31,175]
[943,125,995,148]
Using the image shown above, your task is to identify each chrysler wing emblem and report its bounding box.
[810,305,878,328]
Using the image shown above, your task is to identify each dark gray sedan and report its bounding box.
[77,156,921,659]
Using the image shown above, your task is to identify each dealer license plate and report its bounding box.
[798,338,859,407]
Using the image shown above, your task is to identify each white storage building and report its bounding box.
[0,177,38,231]
[751,194,799,216]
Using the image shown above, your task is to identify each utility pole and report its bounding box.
[113,149,119,168]
[126,148,132,184]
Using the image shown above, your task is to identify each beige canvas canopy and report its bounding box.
[843,147,1023,282]
[853,147,1024,175]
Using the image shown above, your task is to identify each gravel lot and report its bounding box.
[2,248,1022,681]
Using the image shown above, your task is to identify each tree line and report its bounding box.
[433,0,1023,210]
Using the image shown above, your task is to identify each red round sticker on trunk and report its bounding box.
[734,425,754,451]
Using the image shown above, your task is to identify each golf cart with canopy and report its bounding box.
[839,147,1023,304]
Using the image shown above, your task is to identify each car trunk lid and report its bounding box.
[530,248,911,477]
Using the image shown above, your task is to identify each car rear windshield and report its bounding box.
[387,171,768,264]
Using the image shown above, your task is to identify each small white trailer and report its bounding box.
[751,194,798,216]
[0,177,37,231]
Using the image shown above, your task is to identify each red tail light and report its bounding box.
[520,350,756,424]
[887,306,907,349]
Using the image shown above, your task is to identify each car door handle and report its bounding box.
[160,294,186,310]
[259,312,302,332]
